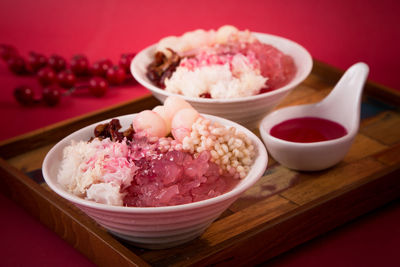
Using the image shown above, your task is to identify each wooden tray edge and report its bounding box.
[195,166,400,266]
[0,158,150,267]
[312,60,400,106]
[2,155,398,266]
[1,59,399,159]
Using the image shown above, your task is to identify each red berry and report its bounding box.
[259,88,272,94]
[91,59,112,77]
[119,53,135,73]
[37,67,57,86]
[70,54,89,76]
[106,65,126,85]
[13,86,35,105]
[199,93,211,98]
[89,77,108,97]
[42,87,61,106]
[0,44,18,61]
[48,54,66,72]
[7,55,28,75]
[28,52,47,73]
[57,69,76,88]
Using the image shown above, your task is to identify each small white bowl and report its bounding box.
[259,108,355,171]
[259,63,369,171]
[131,32,313,129]
[42,114,268,249]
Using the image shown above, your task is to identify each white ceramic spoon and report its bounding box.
[259,62,369,171]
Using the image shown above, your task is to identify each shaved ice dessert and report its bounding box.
[57,96,256,207]
[146,25,296,99]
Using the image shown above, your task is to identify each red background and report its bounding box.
[0,0,399,266]
[1,0,399,141]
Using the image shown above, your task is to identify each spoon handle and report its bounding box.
[321,62,369,112]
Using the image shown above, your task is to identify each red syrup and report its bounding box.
[270,117,347,143]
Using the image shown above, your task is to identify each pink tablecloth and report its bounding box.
[0,0,399,266]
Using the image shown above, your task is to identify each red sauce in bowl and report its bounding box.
[269,117,347,143]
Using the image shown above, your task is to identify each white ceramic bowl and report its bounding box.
[42,114,268,249]
[131,32,313,129]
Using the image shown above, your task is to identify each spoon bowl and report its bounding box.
[259,62,369,171]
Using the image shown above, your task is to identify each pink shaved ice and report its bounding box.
[123,150,238,207]
[58,135,238,207]
[154,26,297,98]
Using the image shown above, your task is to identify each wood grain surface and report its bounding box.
[0,60,399,266]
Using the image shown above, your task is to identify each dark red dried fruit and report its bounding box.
[146,49,180,88]
[93,118,134,142]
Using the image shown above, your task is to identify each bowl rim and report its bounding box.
[131,31,313,104]
[42,113,268,214]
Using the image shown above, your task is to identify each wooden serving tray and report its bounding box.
[1,60,399,267]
